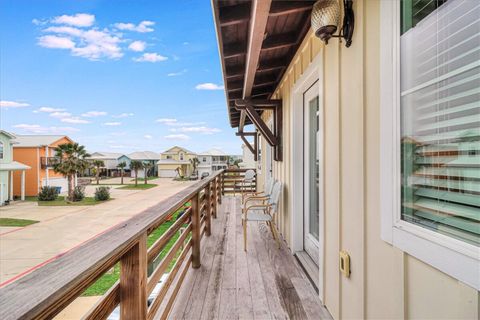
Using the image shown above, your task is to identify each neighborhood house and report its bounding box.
[157,146,196,178]
[12,135,73,196]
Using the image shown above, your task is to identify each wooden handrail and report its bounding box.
[0,170,224,320]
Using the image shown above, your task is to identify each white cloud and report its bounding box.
[82,110,107,117]
[61,117,91,124]
[38,35,75,49]
[103,122,122,126]
[36,106,66,113]
[195,83,224,90]
[133,52,167,63]
[39,24,123,60]
[156,118,177,124]
[128,40,146,52]
[167,69,187,77]
[144,134,153,139]
[0,100,30,108]
[52,13,95,27]
[112,112,134,118]
[114,20,155,33]
[13,124,80,134]
[50,111,72,119]
[164,134,190,141]
[172,126,221,135]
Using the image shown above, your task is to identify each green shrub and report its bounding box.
[72,186,85,202]
[38,186,59,201]
[95,186,111,201]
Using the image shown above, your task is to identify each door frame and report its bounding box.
[290,52,324,300]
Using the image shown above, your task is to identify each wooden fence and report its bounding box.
[0,170,226,320]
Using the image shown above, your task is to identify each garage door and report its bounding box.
[42,177,68,193]
[159,170,176,178]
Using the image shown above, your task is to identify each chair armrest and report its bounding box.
[244,196,269,206]
[245,204,271,213]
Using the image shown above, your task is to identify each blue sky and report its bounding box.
[0,0,243,154]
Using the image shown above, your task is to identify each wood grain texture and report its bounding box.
[120,233,147,320]
[168,196,330,320]
[82,282,120,320]
[191,193,201,269]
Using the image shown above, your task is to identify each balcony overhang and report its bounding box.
[212,0,314,129]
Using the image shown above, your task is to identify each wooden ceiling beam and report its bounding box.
[225,65,244,79]
[262,32,297,51]
[243,0,272,98]
[257,58,287,73]
[219,3,251,27]
[269,1,313,17]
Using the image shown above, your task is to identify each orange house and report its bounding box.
[13,135,73,196]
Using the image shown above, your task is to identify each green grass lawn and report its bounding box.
[25,196,109,206]
[0,218,39,227]
[82,206,189,296]
[117,183,157,190]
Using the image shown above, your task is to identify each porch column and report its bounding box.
[21,170,26,201]
[9,171,13,201]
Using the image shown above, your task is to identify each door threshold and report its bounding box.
[294,251,319,293]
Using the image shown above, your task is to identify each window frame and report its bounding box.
[0,141,3,159]
[380,0,479,290]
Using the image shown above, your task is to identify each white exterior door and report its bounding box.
[159,170,176,178]
[303,81,320,265]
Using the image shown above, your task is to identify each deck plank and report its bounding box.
[165,196,330,320]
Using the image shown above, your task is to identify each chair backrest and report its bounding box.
[264,178,275,196]
[244,169,255,181]
[268,181,282,213]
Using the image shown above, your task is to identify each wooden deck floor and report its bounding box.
[166,196,332,320]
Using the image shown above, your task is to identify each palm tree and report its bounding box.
[92,160,104,185]
[142,161,154,184]
[52,143,90,201]
[189,157,200,177]
[130,160,143,186]
[117,161,127,185]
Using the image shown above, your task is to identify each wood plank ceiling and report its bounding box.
[212,0,315,128]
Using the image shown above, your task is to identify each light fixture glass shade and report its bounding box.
[311,0,340,43]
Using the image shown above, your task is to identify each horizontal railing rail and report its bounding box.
[0,170,224,320]
[222,168,257,195]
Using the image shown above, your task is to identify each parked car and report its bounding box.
[201,172,210,180]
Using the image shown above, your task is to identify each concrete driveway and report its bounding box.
[0,178,196,285]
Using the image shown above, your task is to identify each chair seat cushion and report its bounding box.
[243,210,272,221]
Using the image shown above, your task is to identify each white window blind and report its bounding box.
[400,0,480,246]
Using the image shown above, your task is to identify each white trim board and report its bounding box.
[290,52,325,301]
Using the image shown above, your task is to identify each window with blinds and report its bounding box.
[400,0,480,246]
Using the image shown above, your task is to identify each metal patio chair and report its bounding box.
[242,181,282,251]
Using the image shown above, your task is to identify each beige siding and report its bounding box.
[256,0,479,318]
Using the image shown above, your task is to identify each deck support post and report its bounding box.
[212,177,218,218]
[205,182,212,237]
[191,193,201,269]
[120,232,147,320]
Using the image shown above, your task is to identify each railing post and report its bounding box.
[221,171,225,196]
[212,177,217,219]
[120,233,147,320]
[205,182,212,236]
[191,193,201,269]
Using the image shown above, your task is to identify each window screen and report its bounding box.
[400,0,480,246]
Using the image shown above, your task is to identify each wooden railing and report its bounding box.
[222,168,257,195]
[0,170,224,320]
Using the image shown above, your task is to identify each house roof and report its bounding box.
[12,135,72,147]
[90,152,124,160]
[198,148,228,156]
[128,151,161,160]
[161,146,196,155]
[0,161,31,171]
[0,130,16,140]
[212,0,314,127]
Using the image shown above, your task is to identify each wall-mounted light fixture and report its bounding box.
[311,0,355,48]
